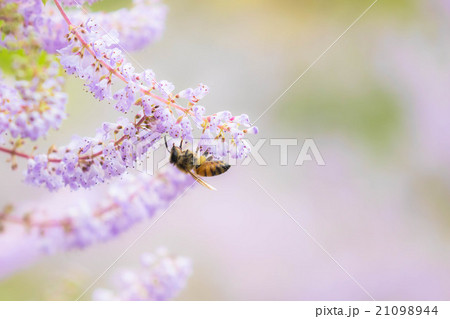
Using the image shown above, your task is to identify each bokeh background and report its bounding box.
[1,0,450,300]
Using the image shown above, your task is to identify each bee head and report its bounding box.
[170,146,181,164]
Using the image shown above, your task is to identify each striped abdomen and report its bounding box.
[195,161,230,177]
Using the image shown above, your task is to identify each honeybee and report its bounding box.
[165,137,230,190]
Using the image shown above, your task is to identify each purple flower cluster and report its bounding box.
[0,1,68,141]
[25,114,163,190]
[92,248,192,301]
[2,1,166,54]
[7,0,43,26]
[38,0,167,53]
[0,0,258,291]
[58,16,258,162]
[3,166,193,255]
[83,0,168,52]
[1,0,257,192]
[0,63,67,141]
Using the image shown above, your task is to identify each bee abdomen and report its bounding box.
[195,161,230,177]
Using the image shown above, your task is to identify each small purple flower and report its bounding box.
[178,83,209,103]
[2,165,194,264]
[0,63,67,141]
[156,80,175,99]
[92,248,192,301]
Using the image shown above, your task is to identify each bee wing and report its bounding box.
[188,171,217,191]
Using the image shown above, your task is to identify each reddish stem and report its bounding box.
[0,1,234,164]
[0,146,32,159]
[0,115,148,163]
[53,0,189,114]
[55,0,235,133]
[53,0,71,25]
[0,176,152,229]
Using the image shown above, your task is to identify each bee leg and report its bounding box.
[201,149,213,161]
[179,138,184,149]
[164,135,169,151]
[185,151,195,168]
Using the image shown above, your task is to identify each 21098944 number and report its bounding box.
[376,306,438,316]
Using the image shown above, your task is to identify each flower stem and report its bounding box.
[53,0,189,114]
[0,116,149,163]
[0,177,152,229]
[0,146,32,159]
